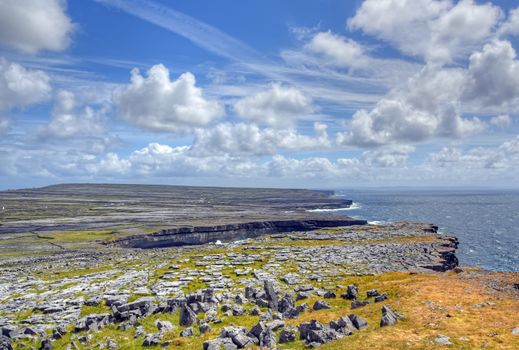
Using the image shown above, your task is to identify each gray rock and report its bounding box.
[296,291,310,300]
[199,323,211,334]
[343,284,358,300]
[231,333,250,348]
[0,335,12,350]
[249,322,267,339]
[232,305,245,316]
[142,333,161,346]
[279,327,297,343]
[374,293,388,303]
[180,327,194,337]
[269,320,285,331]
[348,314,368,330]
[40,339,53,350]
[155,320,173,332]
[249,306,260,316]
[179,304,197,326]
[296,302,309,313]
[367,289,379,297]
[203,338,238,350]
[313,300,331,310]
[380,305,400,327]
[263,280,278,312]
[435,334,453,345]
[351,301,369,309]
[324,291,336,298]
[278,294,295,313]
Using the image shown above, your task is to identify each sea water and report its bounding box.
[331,189,519,272]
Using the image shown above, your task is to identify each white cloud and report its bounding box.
[234,83,313,128]
[499,6,519,36]
[0,0,75,54]
[348,0,501,63]
[191,122,330,156]
[306,31,368,68]
[113,64,224,132]
[462,40,519,109]
[490,114,512,128]
[41,90,106,138]
[363,145,415,167]
[0,58,51,111]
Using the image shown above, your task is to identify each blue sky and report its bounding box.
[1,0,519,189]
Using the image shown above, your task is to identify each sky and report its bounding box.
[1,0,519,190]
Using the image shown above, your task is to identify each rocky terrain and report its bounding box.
[0,184,517,349]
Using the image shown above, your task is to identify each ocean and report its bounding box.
[331,189,519,272]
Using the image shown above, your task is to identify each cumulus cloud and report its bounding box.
[0,0,75,54]
[113,64,224,132]
[348,0,501,63]
[499,6,519,36]
[462,40,519,109]
[234,83,313,128]
[306,31,368,68]
[0,58,51,111]
[190,122,330,156]
[40,90,106,138]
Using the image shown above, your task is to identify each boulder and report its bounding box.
[180,327,194,337]
[380,305,401,327]
[142,333,161,346]
[351,301,369,309]
[367,289,379,297]
[277,294,295,313]
[0,335,12,350]
[374,293,388,303]
[279,327,297,343]
[155,320,173,332]
[199,323,211,334]
[342,284,358,300]
[348,314,368,330]
[179,305,197,326]
[263,280,278,312]
[313,300,331,310]
[324,291,336,298]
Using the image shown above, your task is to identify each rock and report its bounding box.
[260,328,277,348]
[296,291,310,300]
[232,305,246,316]
[380,305,400,327]
[235,294,246,305]
[231,333,250,348]
[278,294,295,313]
[313,300,331,310]
[299,320,340,345]
[203,338,238,350]
[279,327,297,343]
[343,284,358,300]
[348,314,368,330]
[329,316,355,335]
[180,327,194,337]
[297,302,309,313]
[367,289,379,297]
[52,325,66,340]
[249,322,267,339]
[269,320,285,331]
[134,326,145,338]
[244,286,256,300]
[142,333,161,346]
[179,304,197,326]
[249,306,260,316]
[512,327,519,335]
[324,291,336,298]
[0,335,12,350]
[374,293,388,303]
[435,334,453,345]
[40,339,53,350]
[155,320,173,332]
[199,323,211,334]
[351,301,369,309]
[281,273,300,285]
[263,280,278,312]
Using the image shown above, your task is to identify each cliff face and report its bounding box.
[109,218,368,249]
